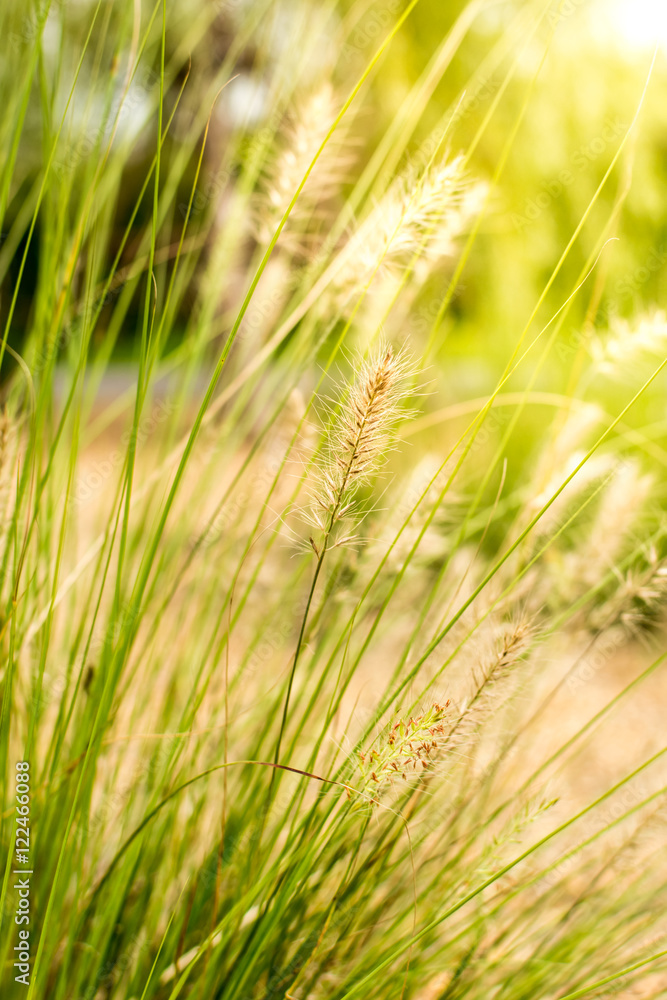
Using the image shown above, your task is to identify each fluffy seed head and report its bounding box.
[458,617,536,735]
[306,343,416,551]
[334,156,484,297]
[589,547,667,635]
[563,459,653,597]
[591,310,667,376]
[255,82,352,251]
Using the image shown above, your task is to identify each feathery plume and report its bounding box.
[457,617,535,736]
[591,309,667,376]
[525,405,609,544]
[306,343,415,555]
[334,156,484,298]
[275,344,416,770]
[564,459,653,595]
[589,546,667,635]
[358,703,451,796]
[475,795,559,883]
[255,82,351,251]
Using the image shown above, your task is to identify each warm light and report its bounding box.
[605,0,667,50]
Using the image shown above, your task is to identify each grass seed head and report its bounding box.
[358,702,451,796]
[334,155,481,298]
[592,309,667,376]
[255,82,352,251]
[306,342,416,551]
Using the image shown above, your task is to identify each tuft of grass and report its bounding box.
[0,2,667,999]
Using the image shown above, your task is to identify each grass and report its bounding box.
[1,0,667,998]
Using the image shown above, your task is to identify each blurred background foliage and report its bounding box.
[0,0,665,491]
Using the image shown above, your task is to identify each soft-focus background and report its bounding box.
[2,0,666,479]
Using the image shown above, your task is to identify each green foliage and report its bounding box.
[0,1,667,999]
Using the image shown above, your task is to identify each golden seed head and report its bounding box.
[305,342,416,553]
